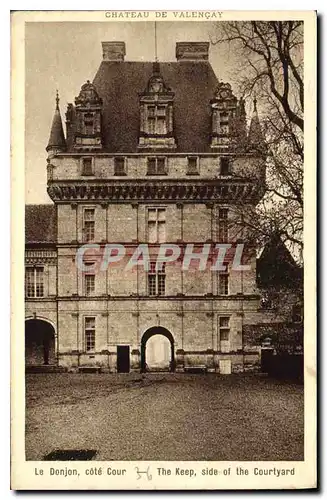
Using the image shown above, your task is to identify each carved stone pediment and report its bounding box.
[75,81,102,108]
[213,82,237,103]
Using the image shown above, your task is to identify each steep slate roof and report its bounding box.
[25,204,57,244]
[91,61,219,153]
[47,97,66,151]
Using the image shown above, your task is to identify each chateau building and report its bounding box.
[25,41,286,373]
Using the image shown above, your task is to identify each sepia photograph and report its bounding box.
[10,10,316,490]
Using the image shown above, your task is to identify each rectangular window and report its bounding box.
[157,117,166,135]
[147,157,167,175]
[187,157,199,175]
[148,261,166,296]
[219,316,230,342]
[219,111,229,134]
[85,120,94,135]
[148,106,155,118]
[84,113,94,135]
[147,157,156,175]
[157,106,166,117]
[218,208,229,242]
[148,208,166,243]
[83,208,95,242]
[25,267,44,298]
[84,268,95,296]
[156,157,166,175]
[82,158,93,176]
[85,317,95,352]
[147,105,167,135]
[148,118,155,135]
[220,157,230,175]
[114,157,126,176]
[218,267,229,295]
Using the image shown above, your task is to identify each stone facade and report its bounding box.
[25,40,287,374]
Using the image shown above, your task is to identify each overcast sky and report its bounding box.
[25,21,243,204]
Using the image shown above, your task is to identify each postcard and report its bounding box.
[11,10,316,490]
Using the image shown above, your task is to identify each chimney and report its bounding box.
[176,42,209,61]
[102,41,126,62]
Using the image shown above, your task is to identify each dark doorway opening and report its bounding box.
[261,348,274,373]
[140,326,175,373]
[25,319,55,366]
[117,345,130,373]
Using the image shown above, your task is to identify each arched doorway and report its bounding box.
[25,319,55,366]
[140,327,175,373]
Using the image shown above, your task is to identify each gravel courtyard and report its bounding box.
[25,373,304,461]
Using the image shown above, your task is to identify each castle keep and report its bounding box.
[25,41,283,373]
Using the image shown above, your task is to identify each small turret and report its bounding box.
[248,96,265,151]
[237,97,247,140]
[46,91,66,154]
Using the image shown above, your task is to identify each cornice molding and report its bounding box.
[52,294,261,301]
[25,249,57,265]
[47,179,264,203]
[53,152,265,158]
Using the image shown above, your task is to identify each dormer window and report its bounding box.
[147,105,167,135]
[114,157,126,176]
[210,82,237,151]
[73,80,103,150]
[220,157,230,176]
[138,62,176,150]
[147,157,167,175]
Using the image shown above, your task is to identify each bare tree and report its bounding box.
[212,21,303,259]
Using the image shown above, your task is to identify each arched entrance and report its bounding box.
[140,327,175,373]
[25,319,55,366]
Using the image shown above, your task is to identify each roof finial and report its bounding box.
[154,21,158,62]
[56,89,60,110]
[248,91,266,151]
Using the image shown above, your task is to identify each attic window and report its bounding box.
[82,158,93,176]
[220,157,230,175]
[114,157,126,176]
[187,157,199,175]
[147,157,167,175]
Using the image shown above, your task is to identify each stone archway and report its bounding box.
[140,327,175,373]
[25,319,56,366]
